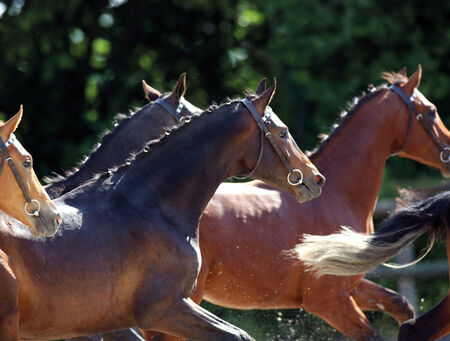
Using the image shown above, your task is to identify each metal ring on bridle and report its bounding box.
[287,169,303,186]
[440,147,450,163]
[25,199,41,217]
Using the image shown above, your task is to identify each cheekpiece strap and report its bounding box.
[241,98,292,172]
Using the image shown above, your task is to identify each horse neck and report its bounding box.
[312,90,402,227]
[111,106,248,230]
[46,104,178,198]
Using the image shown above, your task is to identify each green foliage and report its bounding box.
[1,1,449,183]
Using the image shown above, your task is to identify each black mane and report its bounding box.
[92,97,243,181]
[309,84,389,159]
[44,103,151,185]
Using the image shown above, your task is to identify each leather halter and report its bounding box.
[390,85,450,163]
[155,97,186,122]
[0,134,41,216]
[240,98,304,185]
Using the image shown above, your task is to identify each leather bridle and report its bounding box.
[390,85,450,163]
[0,134,41,216]
[155,97,186,122]
[240,98,304,186]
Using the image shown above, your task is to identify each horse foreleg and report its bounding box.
[0,250,20,341]
[135,298,254,341]
[398,293,450,341]
[352,278,415,323]
[302,286,383,341]
[140,272,207,341]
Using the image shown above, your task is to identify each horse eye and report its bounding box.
[429,109,436,119]
[23,160,31,168]
[279,130,288,139]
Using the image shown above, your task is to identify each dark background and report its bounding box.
[1,1,449,339]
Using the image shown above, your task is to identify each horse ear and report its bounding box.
[250,78,276,115]
[398,67,407,78]
[255,78,267,95]
[1,105,23,140]
[142,80,162,102]
[402,65,422,96]
[172,72,187,101]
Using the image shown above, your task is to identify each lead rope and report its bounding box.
[241,98,304,185]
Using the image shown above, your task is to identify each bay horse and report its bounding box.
[0,80,325,341]
[0,106,61,237]
[45,72,201,199]
[144,66,450,341]
[296,188,450,341]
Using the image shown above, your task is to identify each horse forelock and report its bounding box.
[381,71,408,85]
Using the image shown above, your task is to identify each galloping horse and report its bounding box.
[296,189,450,341]
[0,81,324,340]
[45,72,201,199]
[0,106,61,237]
[145,66,450,341]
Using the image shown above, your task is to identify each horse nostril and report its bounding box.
[315,174,325,187]
[55,213,62,227]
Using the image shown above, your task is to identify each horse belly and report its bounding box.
[18,286,135,340]
[16,263,140,340]
[202,258,304,310]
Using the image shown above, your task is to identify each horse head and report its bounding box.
[0,106,61,236]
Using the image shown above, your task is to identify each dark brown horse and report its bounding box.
[296,188,450,341]
[0,80,324,341]
[0,106,61,237]
[144,66,450,341]
[44,74,203,341]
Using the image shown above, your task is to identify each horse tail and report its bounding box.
[293,190,450,277]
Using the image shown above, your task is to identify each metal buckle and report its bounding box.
[25,199,41,217]
[409,90,418,102]
[176,102,184,115]
[440,147,450,163]
[5,134,16,148]
[287,169,303,186]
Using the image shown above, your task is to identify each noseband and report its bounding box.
[155,97,186,122]
[239,98,304,186]
[0,134,41,217]
[390,85,450,163]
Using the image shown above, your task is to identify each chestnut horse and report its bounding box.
[45,72,201,199]
[0,106,61,237]
[296,188,450,341]
[144,66,450,341]
[0,81,325,341]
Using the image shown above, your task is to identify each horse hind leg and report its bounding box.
[399,292,450,341]
[135,298,254,341]
[352,278,415,323]
[302,284,383,341]
[0,250,20,341]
